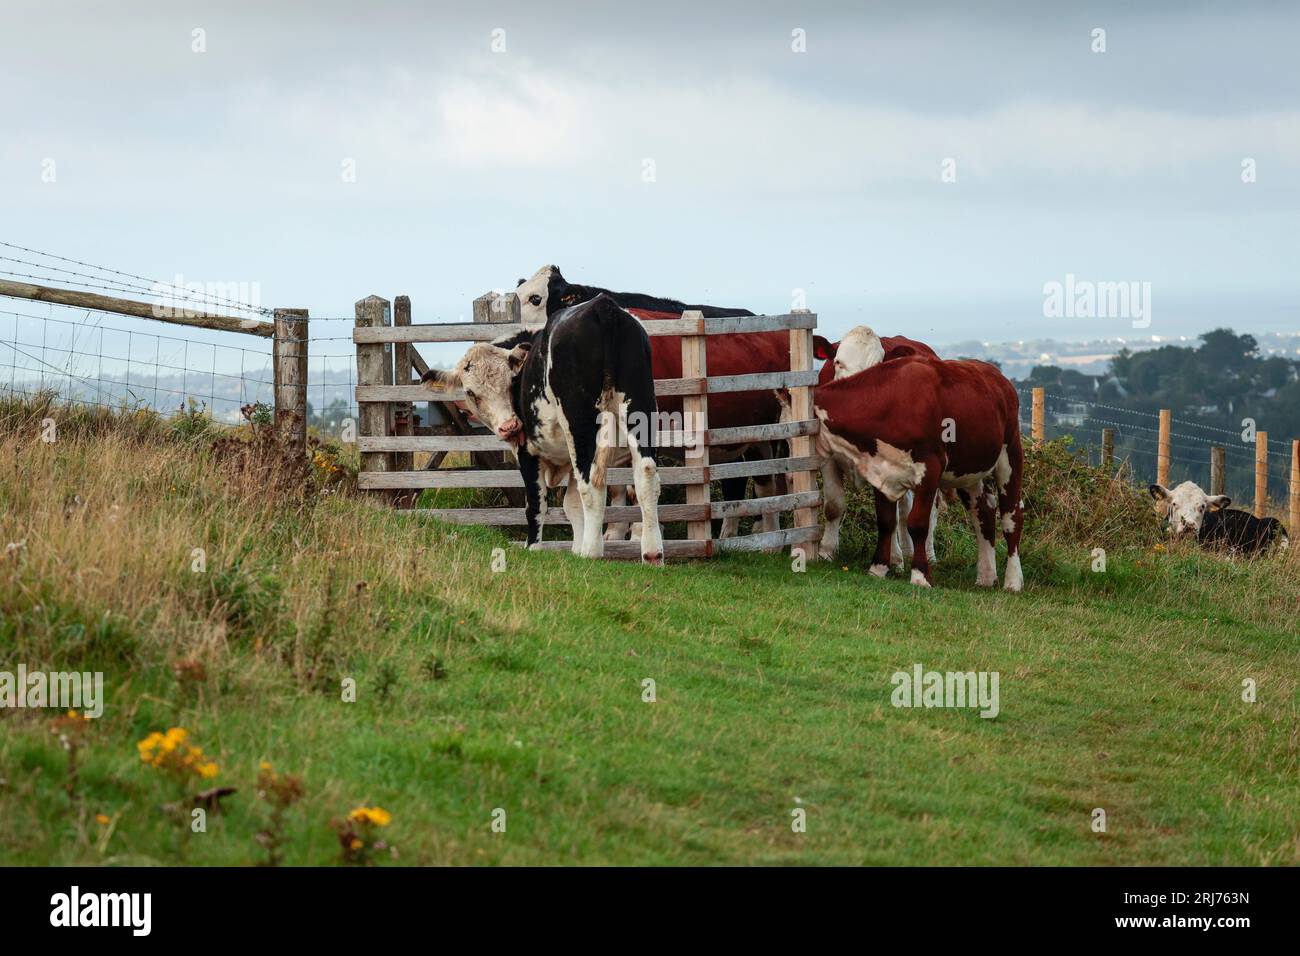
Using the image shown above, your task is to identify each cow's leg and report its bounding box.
[966,485,999,587]
[869,487,897,578]
[906,457,944,586]
[518,451,547,550]
[997,435,1026,592]
[604,483,632,541]
[718,475,747,538]
[818,458,846,560]
[564,406,607,559]
[619,395,663,564]
[925,492,939,564]
[563,471,585,556]
[893,491,913,572]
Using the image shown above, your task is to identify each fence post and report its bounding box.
[1290,440,1299,536]
[681,310,711,553]
[1210,446,1225,497]
[1031,388,1044,441]
[1157,409,1171,489]
[1255,429,1268,518]
[393,296,414,483]
[1101,428,1114,472]
[788,312,817,537]
[355,296,392,495]
[272,308,309,456]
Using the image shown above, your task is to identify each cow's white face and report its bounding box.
[833,326,885,379]
[424,342,530,446]
[515,265,556,327]
[1150,481,1230,537]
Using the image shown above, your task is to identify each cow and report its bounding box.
[514,265,789,541]
[423,294,664,564]
[1149,481,1290,554]
[811,327,942,566]
[811,348,1025,590]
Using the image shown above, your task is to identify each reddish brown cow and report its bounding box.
[809,328,941,566]
[813,353,1024,590]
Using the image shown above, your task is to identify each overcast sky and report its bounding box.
[3,0,1297,353]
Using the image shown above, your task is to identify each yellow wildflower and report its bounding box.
[95,813,110,825]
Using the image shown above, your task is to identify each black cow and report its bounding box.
[424,294,664,563]
[514,264,753,325]
[1150,481,1289,555]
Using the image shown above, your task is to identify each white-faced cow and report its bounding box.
[812,352,1025,590]
[1150,481,1289,554]
[514,265,788,542]
[424,294,664,564]
[811,327,942,568]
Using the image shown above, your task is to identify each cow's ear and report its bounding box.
[1148,484,1171,501]
[1208,495,1231,511]
[507,343,531,372]
[421,368,460,390]
[516,277,526,287]
[813,336,836,361]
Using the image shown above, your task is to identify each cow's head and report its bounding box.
[422,341,531,446]
[813,326,885,384]
[515,264,587,327]
[1149,481,1231,537]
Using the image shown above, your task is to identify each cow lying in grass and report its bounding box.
[1149,481,1289,555]
[424,294,664,564]
[811,348,1025,590]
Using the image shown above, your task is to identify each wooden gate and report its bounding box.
[352,294,822,559]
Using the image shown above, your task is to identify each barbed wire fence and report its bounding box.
[0,241,357,438]
[1017,386,1296,512]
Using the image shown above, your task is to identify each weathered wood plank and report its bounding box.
[272,308,308,455]
[359,464,708,489]
[523,540,709,560]
[787,319,819,534]
[712,490,821,519]
[706,419,819,445]
[352,312,818,344]
[414,503,710,526]
[654,369,819,396]
[360,435,509,453]
[355,296,392,483]
[714,524,822,553]
[0,278,275,337]
[708,455,822,481]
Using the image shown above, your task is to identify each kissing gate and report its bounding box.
[351,292,823,559]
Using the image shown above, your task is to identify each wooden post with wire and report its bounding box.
[1157,409,1171,489]
[392,296,415,488]
[1254,430,1268,518]
[272,308,309,456]
[681,310,711,552]
[1101,428,1114,472]
[1031,388,1045,442]
[1290,439,1299,538]
[1210,447,1225,497]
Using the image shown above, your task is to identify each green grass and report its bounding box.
[1,398,1297,866]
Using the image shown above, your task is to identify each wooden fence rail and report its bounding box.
[352,294,822,559]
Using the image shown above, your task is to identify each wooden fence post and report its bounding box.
[1255,430,1268,518]
[1101,428,1113,472]
[272,308,309,456]
[393,296,414,483]
[473,291,521,324]
[788,313,816,536]
[355,296,392,495]
[681,311,711,552]
[1290,439,1299,536]
[1210,447,1225,497]
[1031,388,1045,441]
[1157,409,1171,489]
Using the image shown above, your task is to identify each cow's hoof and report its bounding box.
[910,569,931,588]
[528,542,545,552]
[1003,580,1023,593]
[817,548,835,562]
[868,563,889,578]
[975,573,997,587]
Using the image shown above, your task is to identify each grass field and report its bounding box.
[1,397,1297,866]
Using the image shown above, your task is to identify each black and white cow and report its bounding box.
[424,294,664,564]
[1150,481,1289,555]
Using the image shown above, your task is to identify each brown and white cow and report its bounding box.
[514,265,789,541]
[811,327,941,566]
[812,350,1025,590]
